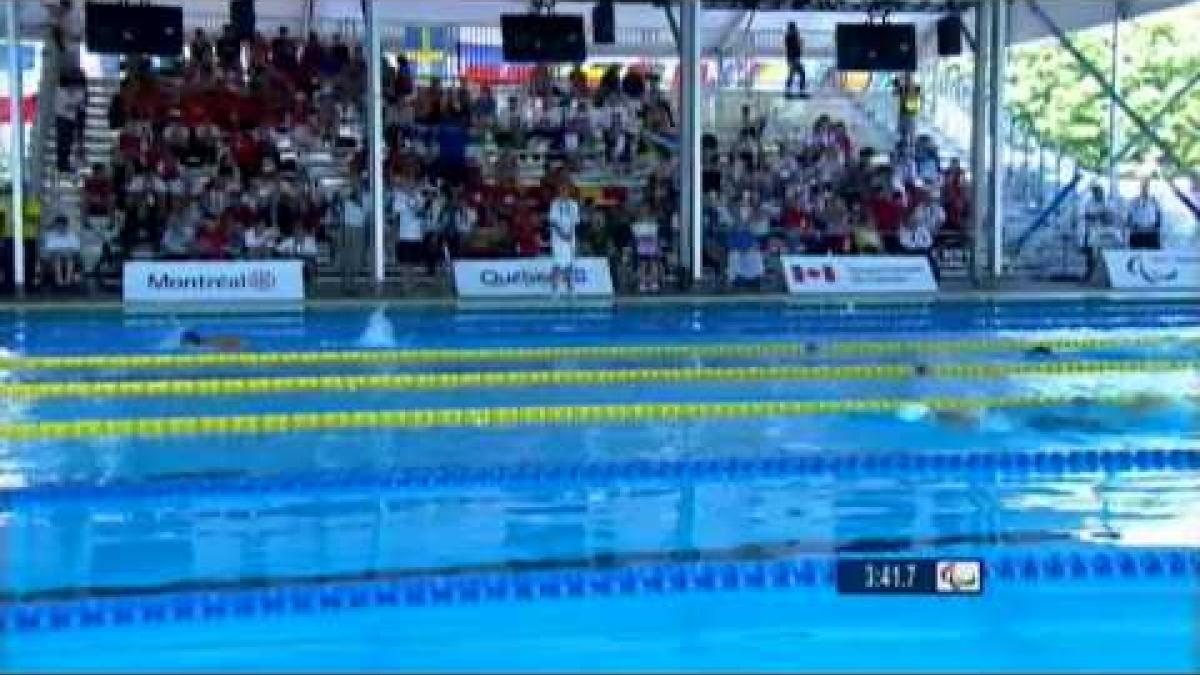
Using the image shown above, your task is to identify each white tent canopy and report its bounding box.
[19,0,1196,52]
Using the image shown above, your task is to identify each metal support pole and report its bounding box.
[367,0,386,288]
[988,0,1007,280]
[8,0,23,292]
[969,3,990,286]
[679,0,702,284]
[1037,145,1046,207]
[1026,0,1200,202]
[1107,0,1124,202]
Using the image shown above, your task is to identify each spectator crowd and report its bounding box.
[16,18,1054,296]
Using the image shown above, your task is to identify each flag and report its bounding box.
[792,265,836,283]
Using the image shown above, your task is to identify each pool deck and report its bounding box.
[0,280,1193,313]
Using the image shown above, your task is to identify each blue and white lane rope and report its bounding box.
[3,448,1198,507]
[2,549,1197,635]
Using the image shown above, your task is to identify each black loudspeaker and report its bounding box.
[231,0,256,41]
[501,14,587,63]
[835,23,917,72]
[937,15,964,56]
[592,0,615,45]
[85,2,184,57]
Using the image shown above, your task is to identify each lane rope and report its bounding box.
[5,448,1197,506]
[3,549,1196,634]
[0,391,1192,440]
[2,334,1196,371]
[2,359,1194,400]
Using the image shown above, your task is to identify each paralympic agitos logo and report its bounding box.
[1125,255,1179,285]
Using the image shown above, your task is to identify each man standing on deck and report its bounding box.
[548,183,581,298]
[1076,183,1121,284]
[338,183,370,295]
[1125,179,1163,250]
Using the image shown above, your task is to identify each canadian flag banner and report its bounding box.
[782,256,938,294]
[792,265,837,283]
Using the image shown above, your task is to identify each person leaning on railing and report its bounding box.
[1125,178,1163,251]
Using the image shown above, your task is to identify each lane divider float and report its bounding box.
[2,549,1196,634]
[0,391,1192,441]
[2,334,1195,371]
[2,359,1194,400]
[5,448,1196,507]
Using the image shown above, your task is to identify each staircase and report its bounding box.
[38,77,119,227]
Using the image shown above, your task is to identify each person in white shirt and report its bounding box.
[41,215,81,289]
[338,185,369,293]
[898,216,934,253]
[54,80,85,173]
[547,183,581,296]
[1125,179,1163,250]
[390,177,428,288]
[243,220,279,259]
[160,203,196,259]
[909,189,946,235]
[79,214,114,283]
[1077,183,1121,282]
[631,204,662,293]
[276,223,321,284]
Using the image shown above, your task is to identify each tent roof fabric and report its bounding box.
[19,0,1195,49]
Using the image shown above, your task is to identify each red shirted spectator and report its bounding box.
[117,129,143,162]
[780,200,810,231]
[83,164,115,216]
[180,91,211,127]
[510,203,542,257]
[943,161,968,232]
[490,178,524,213]
[232,130,265,177]
[868,189,909,253]
[126,80,167,121]
[289,93,311,125]
[194,216,230,258]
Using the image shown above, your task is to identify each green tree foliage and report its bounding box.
[1006,6,1200,174]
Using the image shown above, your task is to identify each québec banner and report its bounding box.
[453,258,615,298]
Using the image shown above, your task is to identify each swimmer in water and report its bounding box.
[1118,391,1191,419]
[180,330,247,352]
[932,406,989,429]
[1025,344,1056,358]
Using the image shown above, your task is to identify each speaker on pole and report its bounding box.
[593,0,615,45]
[937,14,964,56]
[231,0,256,40]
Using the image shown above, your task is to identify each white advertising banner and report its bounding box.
[1102,250,1200,289]
[453,258,615,298]
[123,261,306,303]
[782,255,938,294]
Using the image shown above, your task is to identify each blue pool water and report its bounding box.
[1,300,1198,672]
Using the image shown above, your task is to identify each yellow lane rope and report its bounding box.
[1,360,1194,400]
[1,335,1195,371]
[0,391,1190,441]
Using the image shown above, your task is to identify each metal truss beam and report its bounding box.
[1026,0,1199,219]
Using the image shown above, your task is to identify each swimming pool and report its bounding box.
[1,299,1198,672]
